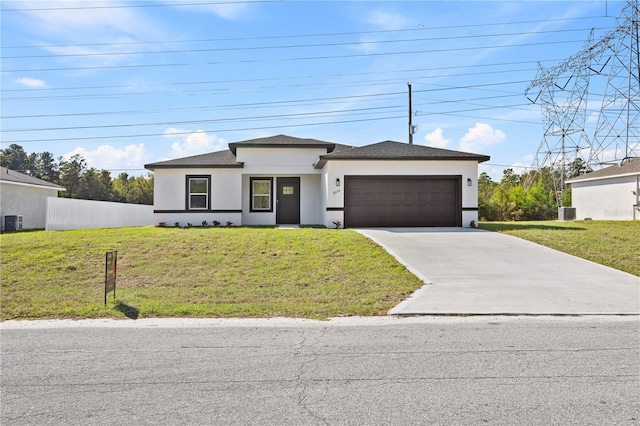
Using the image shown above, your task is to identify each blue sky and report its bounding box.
[1,0,623,179]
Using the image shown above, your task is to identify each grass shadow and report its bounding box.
[115,302,139,320]
[479,222,587,232]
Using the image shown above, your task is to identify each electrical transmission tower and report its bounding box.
[525,0,639,205]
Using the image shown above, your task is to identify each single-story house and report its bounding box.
[566,157,640,220]
[144,135,490,228]
[0,166,65,230]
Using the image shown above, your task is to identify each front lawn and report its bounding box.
[0,227,423,320]
[480,220,640,276]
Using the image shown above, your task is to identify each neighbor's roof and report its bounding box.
[144,150,243,171]
[566,157,640,183]
[314,140,490,168]
[228,134,348,155]
[0,166,65,190]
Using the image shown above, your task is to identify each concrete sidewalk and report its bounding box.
[357,228,640,315]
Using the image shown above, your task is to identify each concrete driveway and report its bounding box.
[357,228,640,315]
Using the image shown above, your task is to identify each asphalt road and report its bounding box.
[1,316,639,425]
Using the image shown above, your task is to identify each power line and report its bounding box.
[1,1,277,12]
[2,59,545,95]
[1,38,590,73]
[3,27,612,60]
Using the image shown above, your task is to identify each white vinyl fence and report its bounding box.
[46,197,154,231]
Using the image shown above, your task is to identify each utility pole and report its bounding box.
[408,83,413,144]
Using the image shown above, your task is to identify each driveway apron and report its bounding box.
[356,228,640,315]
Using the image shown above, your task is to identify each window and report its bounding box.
[250,177,272,212]
[187,176,210,210]
[282,185,294,195]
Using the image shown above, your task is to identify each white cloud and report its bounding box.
[64,144,146,171]
[364,9,414,30]
[16,1,151,36]
[9,1,160,67]
[459,123,506,153]
[424,128,450,148]
[16,77,46,88]
[352,37,381,54]
[164,128,227,157]
[167,2,255,20]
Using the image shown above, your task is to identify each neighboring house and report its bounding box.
[0,166,65,230]
[144,135,490,228]
[566,157,640,220]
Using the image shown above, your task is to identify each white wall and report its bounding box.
[46,198,153,231]
[152,168,242,226]
[153,168,242,211]
[241,174,321,225]
[320,159,480,228]
[0,182,60,230]
[571,175,640,220]
[236,147,325,175]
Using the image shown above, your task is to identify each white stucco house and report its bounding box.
[0,166,65,230]
[144,135,490,228]
[566,157,640,220]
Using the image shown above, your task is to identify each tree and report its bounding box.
[33,152,59,183]
[568,158,589,178]
[78,168,112,200]
[59,154,86,198]
[130,174,153,205]
[112,172,153,204]
[478,172,498,220]
[0,144,32,172]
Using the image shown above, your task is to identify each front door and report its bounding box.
[276,177,300,224]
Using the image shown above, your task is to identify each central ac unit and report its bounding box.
[5,215,23,231]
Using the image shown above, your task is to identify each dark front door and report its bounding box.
[276,177,300,224]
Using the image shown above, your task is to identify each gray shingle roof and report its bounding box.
[144,136,490,171]
[566,157,640,183]
[145,135,350,170]
[0,166,65,190]
[314,140,490,168]
[144,150,243,171]
[228,134,344,155]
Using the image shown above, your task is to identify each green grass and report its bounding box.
[0,227,423,321]
[480,221,640,276]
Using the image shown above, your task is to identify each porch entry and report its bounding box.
[276,177,300,224]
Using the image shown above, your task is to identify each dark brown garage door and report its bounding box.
[344,176,461,228]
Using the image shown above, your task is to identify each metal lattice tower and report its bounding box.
[525,0,640,205]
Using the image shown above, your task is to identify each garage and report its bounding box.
[344,176,461,228]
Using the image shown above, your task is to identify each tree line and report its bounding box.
[479,159,587,221]
[0,144,153,205]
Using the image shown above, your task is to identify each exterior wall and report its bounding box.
[320,160,480,228]
[241,174,321,225]
[236,147,326,175]
[0,182,60,230]
[571,175,640,220]
[152,168,242,226]
[46,198,154,231]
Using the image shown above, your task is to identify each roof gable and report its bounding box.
[0,166,65,190]
[228,134,343,155]
[314,140,490,168]
[566,157,640,183]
